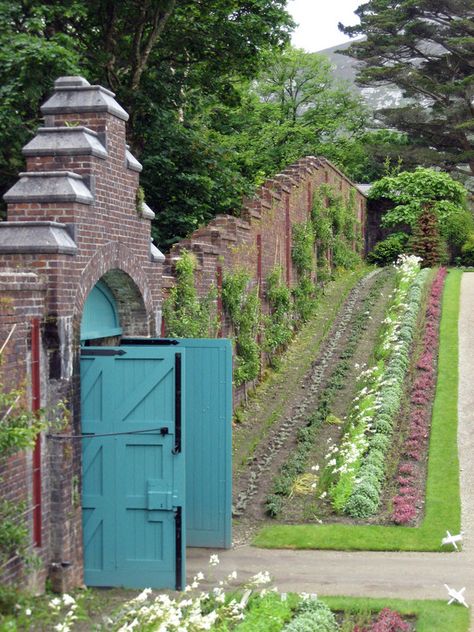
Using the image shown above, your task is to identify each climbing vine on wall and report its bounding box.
[312,184,361,274]
[163,250,217,338]
[222,269,261,386]
[291,222,317,322]
[263,266,293,366]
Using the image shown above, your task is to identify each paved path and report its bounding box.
[188,272,474,628]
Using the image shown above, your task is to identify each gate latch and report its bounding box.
[147,480,172,511]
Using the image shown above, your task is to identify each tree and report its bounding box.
[210,47,369,184]
[0,1,294,246]
[368,167,472,258]
[409,203,447,266]
[339,0,474,179]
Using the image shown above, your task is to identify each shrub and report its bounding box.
[235,592,294,632]
[283,599,338,632]
[461,233,474,266]
[408,204,449,267]
[333,240,361,270]
[367,232,409,266]
[344,491,378,518]
[222,269,261,386]
[263,266,293,364]
[163,250,217,337]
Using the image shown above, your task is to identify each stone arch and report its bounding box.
[74,241,157,339]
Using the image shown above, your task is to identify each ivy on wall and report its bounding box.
[222,269,261,386]
[163,184,363,391]
[263,266,293,366]
[163,250,217,338]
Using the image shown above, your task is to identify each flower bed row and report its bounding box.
[265,271,390,517]
[391,267,447,524]
[12,553,412,632]
[322,255,430,518]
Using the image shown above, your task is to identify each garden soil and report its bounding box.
[188,271,474,632]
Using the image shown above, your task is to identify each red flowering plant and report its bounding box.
[353,607,411,632]
[391,267,447,524]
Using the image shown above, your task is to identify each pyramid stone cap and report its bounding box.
[126,148,143,172]
[141,202,155,220]
[4,171,93,205]
[0,221,77,255]
[41,76,129,121]
[23,126,107,159]
[54,76,91,88]
[150,240,165,262]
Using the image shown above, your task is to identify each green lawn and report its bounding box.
[321,596,470,632]
[253,269,462,551]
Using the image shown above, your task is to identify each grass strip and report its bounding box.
[253,269,462,551]
[321,596,470,632]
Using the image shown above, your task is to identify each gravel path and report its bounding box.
[188,271,474,630]
[458,272,474,555]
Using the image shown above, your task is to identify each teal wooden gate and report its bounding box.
[81,338,232,590]
[175,339,232,549]
[80,345,185,589]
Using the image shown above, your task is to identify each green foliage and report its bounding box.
[332,241,360,270]
[312,185,362,272]
[163,251,217,338]
[370,168,468,229]
[367,233,409,266]
[234,592,294,632]
[340,0,474,181]
[263,267,293,365]
[135,185,145,215]
[293,277,317,323]
[284,598,338,632]
[292,222,314,277]
[0,388,45,457]
[408,205,448,267]
[222,269,261,386]
[369,168,472,262]
[461,233,474,266]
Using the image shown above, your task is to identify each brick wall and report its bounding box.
[162,156,367,406]
[0,75,367,592]
[0,77,163,592]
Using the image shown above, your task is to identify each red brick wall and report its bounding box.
[0,83,163,591]
[163,156,367,406]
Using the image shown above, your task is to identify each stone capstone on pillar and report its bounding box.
[3,171,94,205]
[40,76,129,121]
[0,221,77,255]
[22,127,108,160]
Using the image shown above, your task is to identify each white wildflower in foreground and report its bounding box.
[209,553,220,566]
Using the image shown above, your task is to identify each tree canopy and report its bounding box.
[339,0,474,180]
[369,167,472,257]
[0,2,391,249]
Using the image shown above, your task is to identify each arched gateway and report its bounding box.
[0,76,232,593]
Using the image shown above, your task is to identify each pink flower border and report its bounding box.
[391,267,447,525]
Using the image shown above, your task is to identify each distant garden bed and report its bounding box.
[254,268,461,551]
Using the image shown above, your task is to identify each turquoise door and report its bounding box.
[176,339,232,549]
[80,345,185,589]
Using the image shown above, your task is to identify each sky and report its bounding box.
[287,0,361,52]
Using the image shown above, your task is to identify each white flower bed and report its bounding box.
[322,255,429,517]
